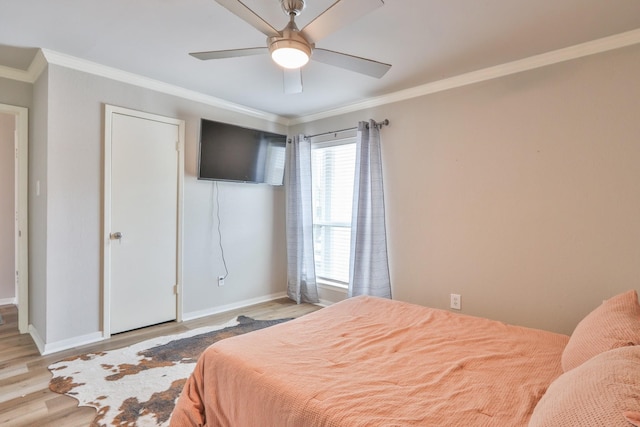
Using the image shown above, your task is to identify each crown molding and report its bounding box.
[0,49,47,83]
[2,29,639,127]
[28,49,48,81]
[289,28,640,125]
[0,48,286,124]
[38,49,288,125]
[0,65,31,83]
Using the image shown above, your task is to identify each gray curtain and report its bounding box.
[285,135,319,304]
[349,120,392,298]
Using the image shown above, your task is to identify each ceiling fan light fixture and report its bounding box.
[270,39,311,69]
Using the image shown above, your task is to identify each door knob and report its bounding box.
[110,231,123,240]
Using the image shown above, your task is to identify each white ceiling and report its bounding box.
[1,0,640,119]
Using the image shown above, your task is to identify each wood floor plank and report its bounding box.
[0,391,49,426]
[0,298,320,426]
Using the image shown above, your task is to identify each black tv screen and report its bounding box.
[198,119,287,185]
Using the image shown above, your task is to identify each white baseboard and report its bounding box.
[30,324,104,356]
[43,332,104,356]
[28,324,45,355]
[29,292,291,355]
[182,292,288,322]
[0,297,17,306]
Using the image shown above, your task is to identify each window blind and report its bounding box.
[311,139,356,284]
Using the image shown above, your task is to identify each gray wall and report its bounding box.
[291,44,640,335]
[7,41,640,346]
[0,112,15,301]
[30,70,48,340]
[40,65,287,343]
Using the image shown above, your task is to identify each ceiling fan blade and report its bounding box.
[283,68,303,94]
[215,0,280,37]
[301,0,384,44]
[312,48,391,78]
[190,47,268,60]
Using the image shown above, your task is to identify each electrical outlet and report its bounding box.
[450,293,461,310]
[218,276,225,287]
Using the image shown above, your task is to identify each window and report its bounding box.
[311,138,356,286]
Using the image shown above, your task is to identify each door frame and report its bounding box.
[102,105,184,338]
[0,103,29,334]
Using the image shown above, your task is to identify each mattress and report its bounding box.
[170,295,569,426]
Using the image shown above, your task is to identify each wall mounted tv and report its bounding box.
[198,119,287,185]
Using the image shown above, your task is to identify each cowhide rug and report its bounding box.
[48,315,290,427]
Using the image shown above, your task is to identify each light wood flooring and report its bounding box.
[0,299,321,426]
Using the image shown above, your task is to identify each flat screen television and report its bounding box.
[198,119,287,185]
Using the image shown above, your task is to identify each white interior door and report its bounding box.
[106,107,183,335]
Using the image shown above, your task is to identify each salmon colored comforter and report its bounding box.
[170,296,568,426]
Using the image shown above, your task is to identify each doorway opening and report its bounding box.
[0,103,28,333]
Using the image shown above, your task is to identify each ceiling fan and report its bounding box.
[190,0,392,94]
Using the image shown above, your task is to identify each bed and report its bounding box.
[170,291,640,427]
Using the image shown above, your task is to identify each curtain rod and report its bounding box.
[303,119,389,140]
